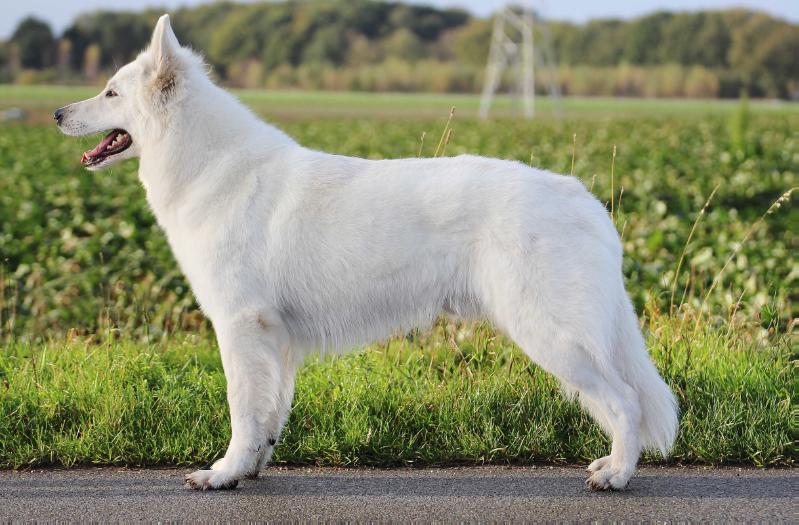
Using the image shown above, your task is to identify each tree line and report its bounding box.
[2,0,797,98]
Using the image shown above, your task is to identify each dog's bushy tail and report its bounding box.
[617,301,679,455]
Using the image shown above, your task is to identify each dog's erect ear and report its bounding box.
[150,14,180,67]
[149,14,180,98]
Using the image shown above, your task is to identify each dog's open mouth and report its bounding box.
[81,129,132,167]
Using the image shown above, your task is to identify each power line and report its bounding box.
[479,4,561,119]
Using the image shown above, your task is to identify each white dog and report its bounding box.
[55,15,678,491]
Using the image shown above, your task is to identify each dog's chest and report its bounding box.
[159,203,261,320]
[142,164,278,320]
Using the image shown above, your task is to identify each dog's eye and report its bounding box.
[105,90,118,98]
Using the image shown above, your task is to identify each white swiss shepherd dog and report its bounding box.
[55,15,678,491]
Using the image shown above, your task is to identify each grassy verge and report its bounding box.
[2,84,798,120]
[0,313,792,469]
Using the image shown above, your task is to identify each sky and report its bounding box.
[2,0,797,39]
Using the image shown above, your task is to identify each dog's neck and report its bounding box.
[137,80,297,221]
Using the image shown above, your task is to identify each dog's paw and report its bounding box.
[184,469,239,491]
[586,455,612,474]
[585,467,630,491]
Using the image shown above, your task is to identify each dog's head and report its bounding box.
[54,14,194,171]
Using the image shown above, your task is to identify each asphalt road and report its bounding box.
[1,465,796,521]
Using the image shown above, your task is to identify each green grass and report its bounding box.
[2,84,798,119]
[0,316,792,470]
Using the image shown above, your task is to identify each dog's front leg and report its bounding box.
[246,366,297,479]
[185,313,290,490]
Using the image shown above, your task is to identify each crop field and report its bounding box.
[3,85,799,120]
[0,87,796,469]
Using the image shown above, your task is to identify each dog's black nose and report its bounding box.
[53,107,64,124]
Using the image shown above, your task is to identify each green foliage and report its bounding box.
[0,40,12,84]
[623,11,673,65]
[0,316,792,468]
[729,91,751,155]
[11,17,56,70]
[58,12,152,73]
[744,23,799,97]
[0,124,197,340]
[658,12,730,67]
[445,17,493,66]
[382,28,427,60]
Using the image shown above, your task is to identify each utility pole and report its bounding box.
[479,4,561,119]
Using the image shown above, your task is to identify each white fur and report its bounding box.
[56,15,678,491]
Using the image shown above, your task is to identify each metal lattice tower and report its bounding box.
[479,5,561,119]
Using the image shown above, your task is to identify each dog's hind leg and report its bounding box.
[483,259,642,490]
[185,311,294,490]
[508,323,642,490]
[476,226,650,489]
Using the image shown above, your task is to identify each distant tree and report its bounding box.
[415,7,469,41]
[170,2,240,52]
[83,43,101,81]
[383,28,426,60]
[303,24,349,64]
[57,39,72,80]
[445,18,492,65]
[623,11,673,65]
[62,25,90,71]
[62,12,150,71]
[336,0,393,38]
[0,41,11,82]
[726,11,799,96]
[258,5,304,71]
[208,7,262,66]
[684,65,721,97]
[11,17,56,69]
[387,4,468,40]
[658,12,730,67]
[348,33,384,65]
[91,12,151,67]
[747,24,799,97]
[691,12,730,67]
[554,19,627,66]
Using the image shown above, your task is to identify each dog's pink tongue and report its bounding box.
[86,131,116,158]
